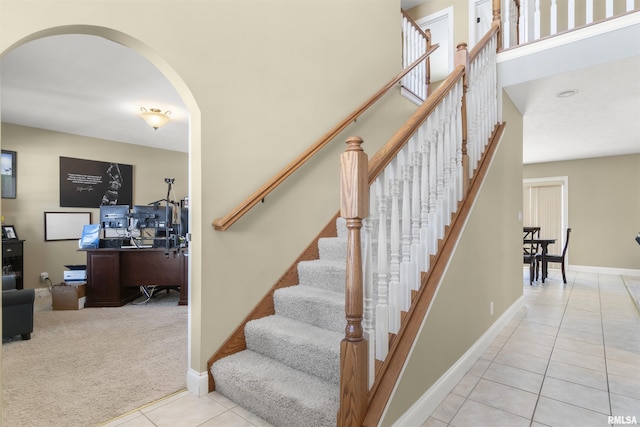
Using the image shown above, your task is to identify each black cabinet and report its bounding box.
[2,239,24,289]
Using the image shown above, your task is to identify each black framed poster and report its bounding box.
[60,157,133,208]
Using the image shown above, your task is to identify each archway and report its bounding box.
[0,25,202,424]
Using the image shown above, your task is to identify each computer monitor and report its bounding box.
[131,205,156,229]
[131,205,173,231]
[99,205,129,229]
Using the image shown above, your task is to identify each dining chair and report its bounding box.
[537,228,571,284]
[523,227,541,285]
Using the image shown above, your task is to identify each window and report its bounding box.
[523,177,569,260]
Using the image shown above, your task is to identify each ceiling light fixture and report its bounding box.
[556,89,579,98]
[140,107,171,130]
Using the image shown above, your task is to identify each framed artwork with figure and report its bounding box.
[2,225,18,240]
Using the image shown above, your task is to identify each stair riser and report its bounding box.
[297,261,346,293]
[274,288,345,334]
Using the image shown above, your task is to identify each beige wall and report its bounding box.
[0,123,188,289]
[380,92,524,425]
[524,154,640,270]
[1,0,407,382]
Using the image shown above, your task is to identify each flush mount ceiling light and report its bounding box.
[556,89,579,98]
[140,107,171,130]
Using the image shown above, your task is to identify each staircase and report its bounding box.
[211,218,350,427]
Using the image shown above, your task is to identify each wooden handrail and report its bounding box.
[367,65,465,184]
[401,9,431,43]
[470,21,500,63]
[212,45,439,231]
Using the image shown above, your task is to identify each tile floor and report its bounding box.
[101,270,640,427]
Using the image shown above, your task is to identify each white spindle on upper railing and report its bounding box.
[402,11,430,102]
[465,35,497,176]
[519,0,528,44]
[569,0,576,29]
[515,0,637,45]
[587,0,594,24]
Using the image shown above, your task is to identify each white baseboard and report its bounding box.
[392,295,525,427]
[569,265,640,276]
[186,368,209,397]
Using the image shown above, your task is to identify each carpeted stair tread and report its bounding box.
[297,259,346,293]
[211,350,339,427]
[274,285,345,333]
[245,314,341,384]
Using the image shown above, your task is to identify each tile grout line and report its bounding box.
[599,274,614,420]
[528,274,575,427]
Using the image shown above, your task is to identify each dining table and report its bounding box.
[523,237,556,283]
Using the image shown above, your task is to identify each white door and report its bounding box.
[475,0,493,45]
[416,7,453,82]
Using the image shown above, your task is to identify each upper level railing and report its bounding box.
[338,22,501,427]
[212,52,438,232]
[402,9,432,102]
[500,0,638,48]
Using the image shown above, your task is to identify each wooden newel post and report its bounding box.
[455,43,470,196]
[338,136,369,427]
[492,0,503,50]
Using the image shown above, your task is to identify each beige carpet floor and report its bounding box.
[2,288,188,427]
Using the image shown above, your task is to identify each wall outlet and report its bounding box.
[490,301,494,316]
[40,272,49,281]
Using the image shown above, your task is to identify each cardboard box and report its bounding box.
[52,283,86,310]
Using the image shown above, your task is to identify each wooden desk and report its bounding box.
[82,248,188,307]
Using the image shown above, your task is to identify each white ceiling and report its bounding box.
[1,34,189,153]
[1,15,639,163]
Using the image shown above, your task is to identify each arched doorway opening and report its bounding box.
[0,26,201,425]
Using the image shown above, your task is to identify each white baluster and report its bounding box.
[374,175,389,361]
[534,0,541,40]
[503,0,512,49]
[427,116,438,256]
[399,148,412,312]
[551,0,558,35]
[411,133,423,290]
[388,160,401,334]
[362,185,375,388]
[442,95,452,227]
[568,0,575,30]
[419,124,431,271]
[586,0,593,24]
[628,0,635,12]
[520,0,528,44]
[455,81,464,202]
[449,88,459,212]
[606,0,614,18]
[435,104,445,241]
